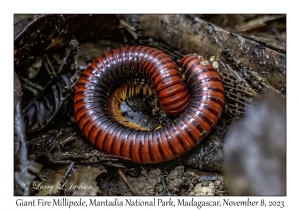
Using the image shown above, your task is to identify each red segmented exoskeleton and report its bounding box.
[74,46,225,164]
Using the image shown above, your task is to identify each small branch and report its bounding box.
[117,169,139,196]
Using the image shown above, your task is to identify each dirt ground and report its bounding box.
[14,14,286,196]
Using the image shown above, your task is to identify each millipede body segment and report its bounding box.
[74,46,225,164]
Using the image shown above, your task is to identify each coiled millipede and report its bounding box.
[74,46,225,164]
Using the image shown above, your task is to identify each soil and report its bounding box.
[14,14,286,196]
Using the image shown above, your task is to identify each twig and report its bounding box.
[161,176,172,196]
[43,54,57,78]
[56,161,75,195]
[19,75,44,91]
[61,161,75,182]
[235,14,286,32]
[117,169,139,196]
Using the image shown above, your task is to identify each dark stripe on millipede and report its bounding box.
[106,124,125,154]
[184,108,207,133]
[174,118,197,145]
[153,130,164,162]
[169,122,190,151]
[165,124,184,154]
[187,105,215,128]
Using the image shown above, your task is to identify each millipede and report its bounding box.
[74,46,225,164]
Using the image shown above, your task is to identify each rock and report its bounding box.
[224,91,286,195]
